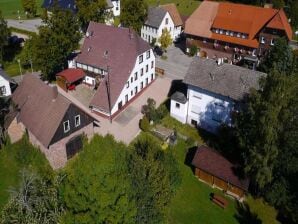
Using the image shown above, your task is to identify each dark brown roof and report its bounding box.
[12,75,71,147]
[77,22,151,113]
[192,146,249,190]
[183,58,266,101]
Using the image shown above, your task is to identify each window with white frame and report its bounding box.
[126,81,129,88]
[134,72,138,80]
[270,39,275,45]
[140,68,143,76]
[63,120,70,133]
[75,115,81,127]
[151,61,154,68]
[0,86,6,96]
[146,50,150,59]
[261,36,265,44]
[139,55,143,64]
[165,18,168,25]
[175,103,180,109]
[146,64,148,73]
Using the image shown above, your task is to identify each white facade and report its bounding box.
[111,0,120,16]
[141,12,178,44]
[171,85,234,133]
[0,75,12,97]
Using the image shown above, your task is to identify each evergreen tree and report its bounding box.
[61,135,136,223]
[0,11,10,63]
[75,0,107,29]
[120,0,147,33]
[128,134,180,223]
[21,0,37,18]
[32,8,81,80]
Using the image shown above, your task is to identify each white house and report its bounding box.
[71,22,155,118]
[170,58,265,133]
[0,69,16,97]
[141,4,183,44]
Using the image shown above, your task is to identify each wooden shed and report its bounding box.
[56,68,85,92]
[192,146,249,199]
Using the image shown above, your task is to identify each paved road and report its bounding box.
[156,45,193,80]
[7,19,42,33]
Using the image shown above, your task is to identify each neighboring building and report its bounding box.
[70,22,155,118]
[42,0,120,16]
[7,75,95,169]
[185,1,293,67]
[192,145,249,199]
[170,57,265,133]
[141,4,183,44]
[0,69,17,97]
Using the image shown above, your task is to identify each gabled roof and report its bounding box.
[183,58,266,101]
[160,4,183,27]
[192,146,249,191]
[0,69,16,84]
[56,68,85,84]
[145,7,168,28]
[12,75,71,147]
[77,22,150,113]
[185,1,293,48]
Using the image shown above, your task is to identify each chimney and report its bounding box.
[51,86,58,100]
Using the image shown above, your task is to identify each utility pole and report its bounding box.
[106,66,112,124]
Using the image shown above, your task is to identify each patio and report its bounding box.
[68,84,96,108]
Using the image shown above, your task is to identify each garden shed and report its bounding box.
[191,146,249,199]
[56,68,85,92]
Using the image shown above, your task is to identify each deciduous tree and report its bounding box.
[21,0,37,18]
[158,28,172,53]
[120,0,147,33]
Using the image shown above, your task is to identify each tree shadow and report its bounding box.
[234,201,262,224]
[184,146,197,173]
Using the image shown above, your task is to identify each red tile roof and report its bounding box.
[77,22,150,113]
[56,68,85,83]
[192,146,249,190]
[185,1,293,48]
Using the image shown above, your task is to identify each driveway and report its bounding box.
[156,45,193,80]
[7,19,42,33]
[58,76,173,144]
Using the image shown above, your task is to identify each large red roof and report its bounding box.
[56,68,85,83]
[192,146,249,190]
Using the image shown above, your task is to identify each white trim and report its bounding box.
[63,120,70,133]
[75,115,81,127]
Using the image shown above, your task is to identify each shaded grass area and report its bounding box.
[0,0,44,19]
[0,137,53,210]
[145,0,200,16]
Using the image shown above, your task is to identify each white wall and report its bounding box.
[141,12,176,44]
[112,0,120,16]
[0,76,12,97]
[170,99,188,123]
[173,26,182,40]
[110,48,155,115]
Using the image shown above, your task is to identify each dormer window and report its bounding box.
[63,120,70,133]
[219,29,223,34]
[261,36,265,44]
[230,31,234,36]
[226,30,230,35]
[215,29,219,34]
[237,33,241,38]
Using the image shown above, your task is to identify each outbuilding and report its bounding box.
[192,145,249,200]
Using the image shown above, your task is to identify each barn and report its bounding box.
[192,146,249,199]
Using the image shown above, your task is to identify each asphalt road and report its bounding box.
[7,19,42,33]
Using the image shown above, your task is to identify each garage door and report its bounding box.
[66,135,83,159]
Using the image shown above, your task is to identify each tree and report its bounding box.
[120,0,147,33]
[76,0,107,29]
[0,170,63,224]
[140,115,150,131]
[259,37,294,73]
[60,135,136,223]
[21,0,37,18]
[272,0,285,8]
[158,28,172,53]
[0,11,10,63]
[31,8,81,80]
[128,134,180,223]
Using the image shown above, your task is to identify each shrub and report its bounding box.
[189,45,198,56]
[140,116,150,132]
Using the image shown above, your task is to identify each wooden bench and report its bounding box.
[155,67,165,76]
[211,194,228,209]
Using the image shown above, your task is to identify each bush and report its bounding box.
[140,116,150,132]
[189,45,198,56]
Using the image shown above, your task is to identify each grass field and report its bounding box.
[0,0,43,19]
[146,0,200,16]
[167,139,279,224]
[0,137,53,210]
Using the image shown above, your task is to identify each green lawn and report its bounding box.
[166,139,279,224]
[0,0,44,19]
[0,137,53,210]
[146,0,200,16]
